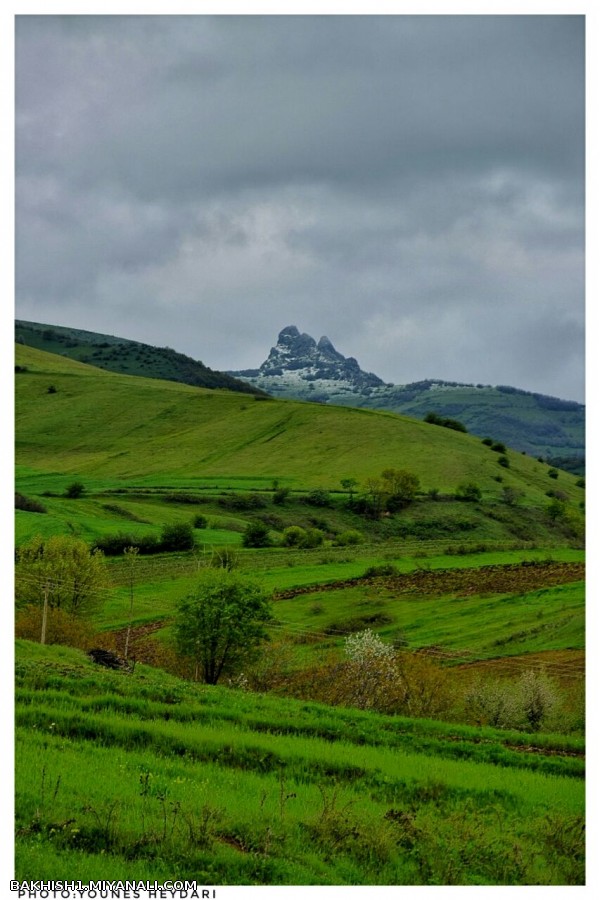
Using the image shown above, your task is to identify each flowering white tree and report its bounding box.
[342,629,401,710]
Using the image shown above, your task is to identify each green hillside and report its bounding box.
[15,641,584,885]
[15,319,265,397]
[13,343,585,885]
[14,345,582,505]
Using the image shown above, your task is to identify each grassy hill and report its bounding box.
[15,319,265,397]
[13,343,586,885]
[14,344,583,504]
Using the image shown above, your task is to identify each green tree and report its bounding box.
[381,468,420,510]
[340,477,359,502]
[174,570,273,684]
[15,535,107,625]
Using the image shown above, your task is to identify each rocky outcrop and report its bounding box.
[232,325,384,395]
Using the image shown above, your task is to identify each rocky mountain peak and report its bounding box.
[253,325,384,392]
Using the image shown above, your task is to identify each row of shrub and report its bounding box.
[92,522,195,556]
[15,492,47,514]
[424,412,468,433]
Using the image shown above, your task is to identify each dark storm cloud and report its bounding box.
[15,14,585,400]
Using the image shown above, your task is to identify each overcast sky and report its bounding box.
[15,14,585,401]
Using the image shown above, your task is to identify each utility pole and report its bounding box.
[40,581,49,645]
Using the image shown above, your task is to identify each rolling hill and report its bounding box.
[15,319,266,397]
[14,344,582,506]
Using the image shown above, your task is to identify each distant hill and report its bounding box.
[15,320,266,398]
[230,326,585,471]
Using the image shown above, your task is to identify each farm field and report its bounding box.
[14,345,586,884]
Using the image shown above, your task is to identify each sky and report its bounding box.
[14,12,585,401]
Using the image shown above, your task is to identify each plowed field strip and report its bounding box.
[274,562,585,600]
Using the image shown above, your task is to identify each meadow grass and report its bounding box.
[14,643,585,884]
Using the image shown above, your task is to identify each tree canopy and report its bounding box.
[15,534,107,617]
[174,569,273,684]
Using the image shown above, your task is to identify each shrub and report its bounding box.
[455,482,482,502]
[242,521,272,548]
[273,487,290,505]
[548,468,559,480]
[15,604,97,649]
[65,481,85,499]
[93,532,160,556]
[491,442,507,453]
[46,385,57,394]
[335,529,363,546]
[15,492,47,514]
[207,546,239,571]
[465,670,560,730]
[424,412,467,432]
[302,527,325,548]
[160,522,195,552]
[502,486,523,506]
[481,437,494,446]
[15,535,107,619]
[282,526,307,547]
[193,514,208,529]
[305,489,332,508]
[363,564,399,578]
[497,455,510,468]
[218,493,267,511]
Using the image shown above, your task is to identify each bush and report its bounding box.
[491,442,507,453]
[282,526,307,547]
[192,514,208,529]
[15,604,97,649]
[302,527,325,548]
[93,532,160,556]
[335,529,363,546]
[497,455,510,468]
[305,489,332,508]
[207,546,239,570]
[465,670,560,730]
[502,486,523,506]
[273,487,290,505]
[218,493,268,511]
[548,468,559,480]
[242,521,272,548]
[424,412,467,432]
[455,482,482,502]
[15,535,107,618]
[363,564,399,578]
[160,522,195,551]
[15,492,47,513]
[65,481,85,499]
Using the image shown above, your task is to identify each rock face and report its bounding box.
[232,325,384,399]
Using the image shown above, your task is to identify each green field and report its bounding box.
[14,343,585,884]
[15,642,584,885]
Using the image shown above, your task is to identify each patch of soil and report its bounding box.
[274,561,584,601]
